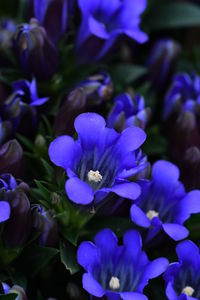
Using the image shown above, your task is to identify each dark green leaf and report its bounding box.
[110,64,147,85]
[0,295,17,300]
[20,245,59,277]
[60,241,80,275]
[145,3,200,30]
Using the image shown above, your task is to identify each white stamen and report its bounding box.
[87,170,102,183]
[109,277,120,290]
[146,210,159,221]
[182,286,195,296]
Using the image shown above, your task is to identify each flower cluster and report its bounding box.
[1,0,200,299]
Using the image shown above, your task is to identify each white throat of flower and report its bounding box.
[87,170,102,183]
[109,276,120,291]
[146,210,159,221]
[182,286,195,296]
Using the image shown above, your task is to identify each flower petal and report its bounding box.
[130,204,151,228]
[0,201,10,222]
[162,223,188,241]
[123,230,142,261]
[94,228,118,254]
[125,29,148,44]
[165,281,179,300]
[49,135,77,170]
[103,182,141,201]
[176,190,200,224]
[74,113,106,150]
[77,241,99,271]
[121,292,148,300]
[65,177,94,204]
[82,273,105,297]
[144,258,169,279]
[176,240,200,269]
[152,160,180,186]
[114,127,146,157]
[88,16,109,39]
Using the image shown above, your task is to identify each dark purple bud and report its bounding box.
[14,18,59,81]
[0,119,12,145]
[55,88,86,136]
[167,111,200,163]
[3,190,32,247]
[76,71,113,107]
[180,146,200,191]
[147,39,181,93]
[32,205,58,247]
[0,139,23,176]
[29,0,68,44]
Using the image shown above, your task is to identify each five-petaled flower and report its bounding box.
[76,0,148,62]
[131,160,200,242]
[49,112,147,205]
[164,240,200,300]
[77,228,169,300]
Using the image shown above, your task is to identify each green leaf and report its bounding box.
[110,64,147,86]
[0,295,17,300]
[145,3,200,30]
[60,241,80,275]
[20,245,59,277]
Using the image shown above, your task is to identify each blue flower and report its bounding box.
[49,112,147,205]
[164,240,200,300]
[107,93,151,132]
[29,0,68,44]
[147,39,181,93]
[77,228,168,299]
[131,160,200,241]
[163,72,200,120]
[76,0,148,62]
[3,78,49,134]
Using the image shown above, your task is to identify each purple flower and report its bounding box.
[131,160,200,241]
[107,93,151,132]
[14,18,59,80]
[2,78,48,135]
[163,72,200,120]
[29,0,68,44]
[147,39,181,93]
[77,228,168,299]
[76,0,148,63]
[164,240,200,300]
[49,112,147,205]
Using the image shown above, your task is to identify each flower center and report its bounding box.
[87,170,102,183]
[146,210,159,221]
[109,276,120,291]
[182,286,195,296]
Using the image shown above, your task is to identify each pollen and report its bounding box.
[146,210,159,221]
[87,170,102,183]
[109,276,120,291]
[182,286,195,296]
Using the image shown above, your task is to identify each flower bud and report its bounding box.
[14,18,59,80]
[76,71,113,107]
[147,39,181,93]
[54,87,86,136]
[32,205,58,247]
[180,146,200,190]
[0,174,32,247]
[0,19,16,66]
[107,93,151,132]
[8,285,28,300]
[29,0,68,44]
[0,139,23,176]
